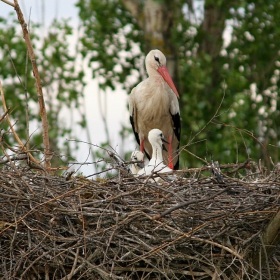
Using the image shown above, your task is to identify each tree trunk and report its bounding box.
[251,207,280,272]
[198,1,227,95]
[121,0,178,84]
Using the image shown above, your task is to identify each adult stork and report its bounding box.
[129,49,181,169]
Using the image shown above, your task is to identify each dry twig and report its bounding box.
[0,82,41,166]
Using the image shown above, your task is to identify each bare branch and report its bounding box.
[0,108,10,123]
[1,0,15,7]
[0,81,41,166]
[13,0,51,169]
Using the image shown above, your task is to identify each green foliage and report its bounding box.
[177,0,280,166]
[223,1,280,164]
[76,0,143,91]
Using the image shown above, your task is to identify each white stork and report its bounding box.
[130,151,144,175]
[137,129,173,176]
[129,49,181,170]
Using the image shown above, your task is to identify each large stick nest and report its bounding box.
[0,158,280,279]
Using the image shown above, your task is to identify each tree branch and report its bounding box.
[0,82,41,166]
[13,0,51,169]
[1,0,15,7]
[121,0,143,28]
[0,108,10,123]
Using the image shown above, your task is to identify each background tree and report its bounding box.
[1,0,280,169]
[77,0,280,169]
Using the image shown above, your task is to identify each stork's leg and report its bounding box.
[167,136,174,169]
[140,139,145,153]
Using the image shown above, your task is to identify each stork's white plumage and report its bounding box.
[129,49,181,170]
[137,129,173,176]
[130,151,144,175]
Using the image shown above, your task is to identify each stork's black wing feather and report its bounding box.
[130,114,140,146]
[171,111,181,170]
[130,112,151,160]
[171,112,181,142]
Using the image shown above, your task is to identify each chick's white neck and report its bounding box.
[151,142,163,162]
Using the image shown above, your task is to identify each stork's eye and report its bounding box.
[154,56,160,63]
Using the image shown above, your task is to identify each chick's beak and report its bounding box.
[161,137,169,151]
[137,161,144,168]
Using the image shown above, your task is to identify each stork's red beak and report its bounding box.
[157,65,179,98]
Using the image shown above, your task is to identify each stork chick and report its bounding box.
[130,151,144,175]
[138,129,173,176]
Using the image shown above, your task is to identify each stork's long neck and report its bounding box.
[151,142,163,162]
[146,65,157,78]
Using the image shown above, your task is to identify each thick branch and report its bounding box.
[121,0,142,28]
[13,0,51,169]
[121,0,177,80]
[252,208,280,270]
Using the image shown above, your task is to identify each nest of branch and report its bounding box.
[0,158,280,280]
